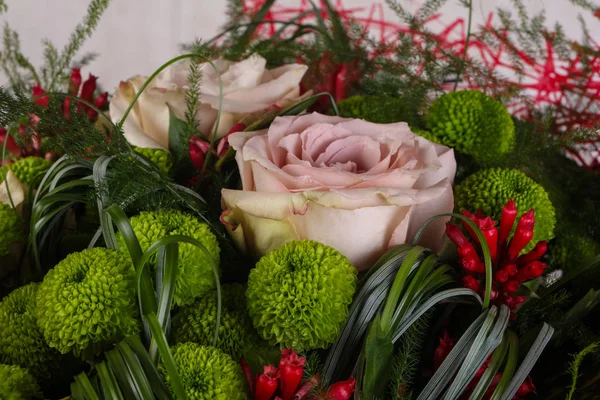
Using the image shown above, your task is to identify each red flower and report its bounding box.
[446,200,548,310]
[0,128,21,163]
[69,68,82,95]
[326,377,356,400]
[433,330,455,370]
[279,349,306,400]
[255,365,279,400]
[32,84,49,108]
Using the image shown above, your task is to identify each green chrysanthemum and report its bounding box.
[426,90,515,165]
[116,210,220,306]
[247,240,357,350]
[336,95,408,123]
[133,147,173,174]
[0,364,42,400]
[551,232,600,273]
[0,283,60,375]
[0,203,24,257]
[173,284,266,359]
[10,157,52,186]
[35,248,139,357]
[160,343,247,400]
[455,168,556,250]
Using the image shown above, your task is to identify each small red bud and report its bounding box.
[504,263,518,277]
[446,222,470,248]
[494,270,509,283]
[69,67,82,95]
[32,84,49,108]
[326,377,356,400]
[499,199,517,244]
[80,74,98,103]
[460,255,485,273]
[515,376,536,396]
[255,365,280,400]
[280,349,306,400]
[516,241,547,266]
[516,261,547,282]
[462,275,480,292]
[504,280,520,293]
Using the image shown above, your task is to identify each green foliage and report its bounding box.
[116,210,220,306]
[335,95,418,125]
[35,248,139,358]
[389,312,431,399]
[425,90,515,165]
[0,0,110,92]
[173,284,267,359]
[133,147,173,175]
[551,231,600,274]
[0,203,23,257]
[247,240,357,350]
[0,283,59,376]
[9,157,53,186]
[566,342,600,400]
[0,364,42,400]
[160,342,248,400]
[455,168,556,250]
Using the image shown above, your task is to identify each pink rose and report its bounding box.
[221,113,457,270]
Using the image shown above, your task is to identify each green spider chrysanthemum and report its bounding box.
[426,90,515,165]
[247,240,357,350]
[336,95,409,123]
[160,343,247,400]
[551,232,600,273]
[0,364,42,400]
[0,203,24,257]
[35,248,139,357]
[116,210,220,306]
[133,147,173,174]
[9,157,52,186]
[173,284,266,359]
[0,283,60,375]
[455,168,556,250]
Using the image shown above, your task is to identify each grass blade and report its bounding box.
[115,341,155,399]
[106,347,142,400]
[96,361,125,400]
[125,336,171,400]
[73,372,101,400]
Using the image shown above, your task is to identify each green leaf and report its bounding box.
[96,361,125,400]
[416,310,490,400]
[489,331,519,400]
[115,341,155,399]
[469,333,510,400]
[362,315,396,398]
[125,336,171,400]
[106,347,143,399]
[497,323,553,400]
[168,107,189,160]
[146,312,187,400]
[74,371,101,400]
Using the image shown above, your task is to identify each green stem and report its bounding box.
[454,0,473,91]
[1,138,16,210]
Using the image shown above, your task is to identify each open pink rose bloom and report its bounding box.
[221,113,457,270]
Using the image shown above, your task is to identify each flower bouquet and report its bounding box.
[1,1,599,399]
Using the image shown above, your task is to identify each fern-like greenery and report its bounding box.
[0,0,110,92]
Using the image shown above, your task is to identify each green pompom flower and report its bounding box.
[551,232,600,273]
[247,240,357,350]
[160,343,247,400]
[426,90,515,165]
[10,157,52,186]
[133,147,173,174]
[35,248,139,357]
[0,203,24,257]
[0,283,60,375]
[116,210,220,306]
[0,364,42,400]
[336,95,408,123]
[173,284,266,359]
[455,168,556,250]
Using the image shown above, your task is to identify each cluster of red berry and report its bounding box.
[446,199,548,311]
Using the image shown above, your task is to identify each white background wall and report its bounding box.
[1,0,598,92]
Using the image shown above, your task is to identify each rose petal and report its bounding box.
[0,170,26,208]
